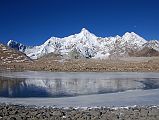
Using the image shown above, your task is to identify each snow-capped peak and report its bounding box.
[7,40,14,46]
[122,32,147,46]
[6,28,159,59]
[77,28,97,38]
[80,28,90,33]
[123,32,146,41]
[7,40,27,52]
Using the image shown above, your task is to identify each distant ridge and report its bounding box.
[129,47,159,57]
[7,28,159,59]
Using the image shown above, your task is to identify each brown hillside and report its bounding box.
[129,47,159,57]
[0,43,31,64]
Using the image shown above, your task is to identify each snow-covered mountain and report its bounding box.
[7,28,158,59]
[7,40,27,52]
[142,40,159,51]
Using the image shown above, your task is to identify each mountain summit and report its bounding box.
[7,28,159,59]
[81,28,90,33]
[79,28,94,36]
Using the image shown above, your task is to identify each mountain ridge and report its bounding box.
[7,28,159,59]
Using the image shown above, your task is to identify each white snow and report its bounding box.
[7,28,158,59]
[143,40,159,51]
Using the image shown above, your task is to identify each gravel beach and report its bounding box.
[1,57,159,72]
[0,104,159,120]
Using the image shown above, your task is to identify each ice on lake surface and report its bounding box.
[0,71,159,107]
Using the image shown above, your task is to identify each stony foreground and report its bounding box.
[1,57,159,72]
[0,104,159,120]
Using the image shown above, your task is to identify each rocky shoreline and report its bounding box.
[1,57,159,72]
[0,104,159,120]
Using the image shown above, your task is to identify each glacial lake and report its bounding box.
[0,71,159,107]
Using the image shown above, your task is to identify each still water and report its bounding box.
[0,71,159,107]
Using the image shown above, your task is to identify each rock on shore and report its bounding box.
[0,104,159,120]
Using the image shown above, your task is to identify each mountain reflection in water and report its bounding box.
[0,72,159,98]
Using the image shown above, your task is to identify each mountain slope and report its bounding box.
[0,43,31,64]
[7,28,158,59]
[142,40,159,51]
[129,47,159,57]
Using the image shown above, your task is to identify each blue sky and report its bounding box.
[0,0,159,46]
